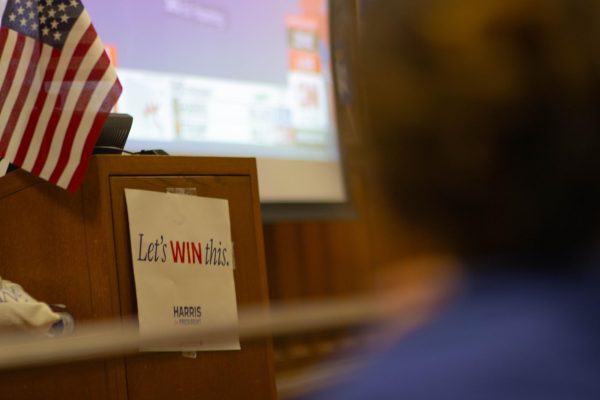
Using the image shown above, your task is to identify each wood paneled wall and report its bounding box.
[262,172,402,371]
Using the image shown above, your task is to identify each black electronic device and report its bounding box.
[93,113,133,154]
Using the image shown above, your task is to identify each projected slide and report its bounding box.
[87,0,337,161]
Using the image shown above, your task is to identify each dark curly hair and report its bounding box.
[360,0,600,266]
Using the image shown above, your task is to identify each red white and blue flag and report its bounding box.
[0,0,121,190]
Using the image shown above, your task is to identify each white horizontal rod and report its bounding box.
[0,277,441,372]
[0,297,391,370]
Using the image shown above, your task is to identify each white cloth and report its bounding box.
[0,277,60,333]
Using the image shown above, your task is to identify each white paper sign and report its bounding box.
[125,189,240,352]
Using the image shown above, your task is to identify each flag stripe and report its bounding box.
[32,22,96,176]
[48,39,107,183]
[40,32,103,181]
[0,28,8,55]
[0,33,25,130]
[0,28,15,94]
[0,36,32,124]
[0,35,32,155]
[4,44,53,161]
[0,158,9,178]
[21,12,91,171]
[12,46,60,166]
[0,39,41,155]
[58,67,120,188]
[66,79,122,191]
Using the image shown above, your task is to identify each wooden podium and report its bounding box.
[0,156,277,400]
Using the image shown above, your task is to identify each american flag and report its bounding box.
[0,0,121,190]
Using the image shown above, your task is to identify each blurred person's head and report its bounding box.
[360,0,600,269]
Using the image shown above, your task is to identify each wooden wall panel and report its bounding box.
[263,173,379,371]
